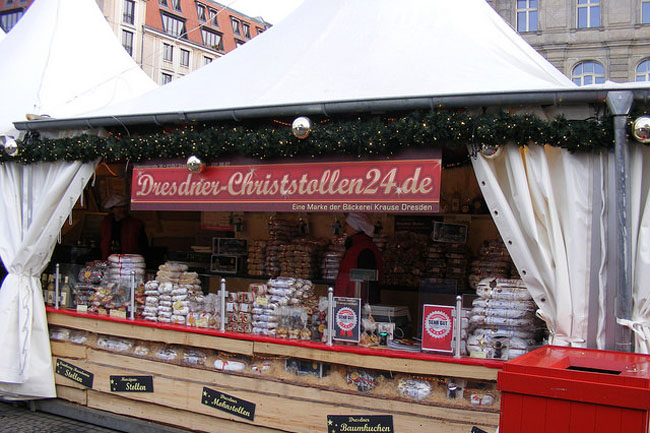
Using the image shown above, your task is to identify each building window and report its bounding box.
[577,0,600,28]
[5,0,13,5]
[171,0,182,12]
[163,43,174,62]
[0,9,22,32]
[516,0,538,32]
[209,9,219,27]
[572,61,605,85]
[197,4,206,22]
[161,73,173,85]
[636,59,650,81]
[231,17,241,35]
[242,22,250,39]
[235,39,245,47]
[643,0,650,23]
[123,0,135,25]
[122,30,134,56]
[159,0,168,6]
[256,26,264,34]
[203,56,213,65]
[180,48,190,67]
[161,12,186,38]
[201,28,223,50]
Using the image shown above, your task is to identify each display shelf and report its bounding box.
[46,307,503,377]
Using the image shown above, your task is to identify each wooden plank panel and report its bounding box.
[254,341,498,381]
[87,390,286,433]
[56,385,87,405]
[47,313,254,355]
[51,341,87,359]
[83,359,494,433]
[83,350,499,430]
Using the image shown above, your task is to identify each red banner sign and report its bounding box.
[131,154,441,213]
[421,304,455,353]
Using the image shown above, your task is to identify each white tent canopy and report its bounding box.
[0,0,156,400]
[0,28,5,43]
[0,0,156,138]
[80,0,575,120]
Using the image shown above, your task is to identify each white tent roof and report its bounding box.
[0,28,5,43]
[80,0,575,122]
[0,0,157,136]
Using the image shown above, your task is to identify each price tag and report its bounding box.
[110,309,127,319]
[76,305,88,313]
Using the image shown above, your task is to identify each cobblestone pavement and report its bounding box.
[0,401,122,433]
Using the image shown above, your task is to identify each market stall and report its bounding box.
[5,0,650,432]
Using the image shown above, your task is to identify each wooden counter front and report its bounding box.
[47,309,502,433]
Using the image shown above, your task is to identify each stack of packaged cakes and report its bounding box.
[247,240,267,276]
[279,239,324,280]
[468,240,514,289]
[226,291,254,333]
[321,235,347,281]
[467,278,540,360]
[265,216,297,277]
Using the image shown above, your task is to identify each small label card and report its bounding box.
[327,415,394,433]
[201,386,255,421]
[110,375,154,393]
[55,359,94,388]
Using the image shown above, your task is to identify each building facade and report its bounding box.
[488,0,650,84]
[0,0,270,85]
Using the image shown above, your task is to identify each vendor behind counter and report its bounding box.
[100,195,148,260]
[335,213,383,304]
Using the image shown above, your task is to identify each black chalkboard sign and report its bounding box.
[327,415,394,433]
[110,375,153,393]
[55,359,94,388]
[201,386,255,421]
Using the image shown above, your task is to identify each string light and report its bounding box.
[1,109,627,165]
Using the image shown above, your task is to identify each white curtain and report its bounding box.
[471,144,596,347]
[619,144,650,353]
[0,160,96,399]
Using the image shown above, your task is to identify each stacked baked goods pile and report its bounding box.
[171,271,204,325]
[226,291,254,333]
[468,240,514,289]
[278,238,324,280]
[106,254,146,284]
[74,261,107,308]
[247,240,267,276]
[142,280,160,322]
[320,235,347,281]
[265,216,297,277]
[467,278,540,360]
[251,283,276,336]
[424,243,446,278]
[381,231,428,287]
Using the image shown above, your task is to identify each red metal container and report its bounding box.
[498,346,650,433]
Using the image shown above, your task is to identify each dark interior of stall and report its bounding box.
[43,156,519,345]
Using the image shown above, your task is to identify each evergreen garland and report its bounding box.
[0,109,620,165]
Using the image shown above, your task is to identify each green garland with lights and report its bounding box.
[0,109,620,165]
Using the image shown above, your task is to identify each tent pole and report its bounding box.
[606,91,634,353]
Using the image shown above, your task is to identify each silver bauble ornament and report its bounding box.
[292,116,312,139]
[1,136,18,157]
[479,143,502,159]
[633,117,650,143]
[186,155,205,173]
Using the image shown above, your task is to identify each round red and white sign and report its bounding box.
[336,307,357,332]
[425,310,451,339]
